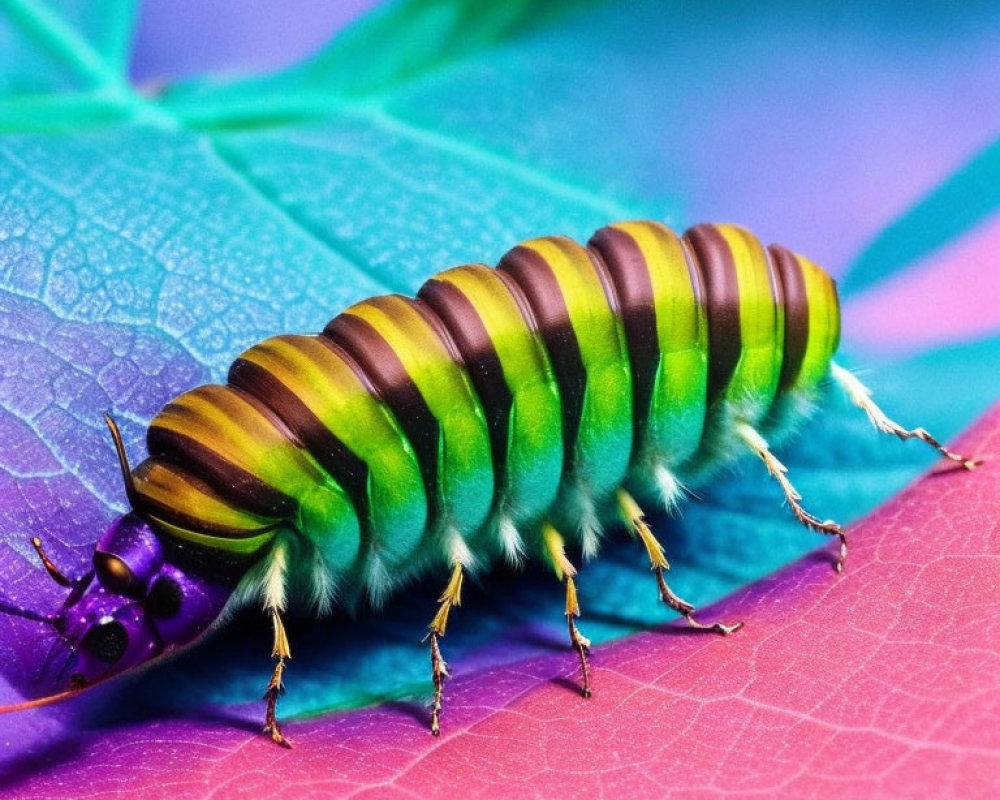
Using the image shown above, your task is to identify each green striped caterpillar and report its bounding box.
[1,220,976,746]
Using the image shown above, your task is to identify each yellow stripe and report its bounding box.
[133,461,278,532]
[717,224,784,405]
[434,265,550,381]
[610,221,705,354]
[522,236,622,365]
[147,515,277,554]
[796,254,841,388]
[344,296,485,424]
[151,384,320,496]
[239,335,410,464]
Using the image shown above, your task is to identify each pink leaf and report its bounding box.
[7,405,999,798]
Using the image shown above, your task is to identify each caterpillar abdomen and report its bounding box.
[129,220,840,598]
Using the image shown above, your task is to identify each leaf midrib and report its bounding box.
[1,0,643,297]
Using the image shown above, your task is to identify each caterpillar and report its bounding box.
[0,220,976,746]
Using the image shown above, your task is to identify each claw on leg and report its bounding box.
[263,609,292,748]
[565,572,592,698]
[427,561,463,736]
[428,632,448,736]
[831,362,980,471]
[735,423,848,571]
[541,522,592,698]
[616,488,743,634]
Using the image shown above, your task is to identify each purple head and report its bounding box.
[51,513,231,689]
[1,513,231,705]
[0,417,236,713]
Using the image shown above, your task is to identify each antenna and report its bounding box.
[104,414,139,509]
[0,598,52,624]
[30,537,73,588]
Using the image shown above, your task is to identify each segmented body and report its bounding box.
[128,221,840,602]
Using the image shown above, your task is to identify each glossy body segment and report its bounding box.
[685,224,785,420]
[499,236,633,507]
[590,221,709,471]
[131,459,280,553]
[229,335,427,572]
[125,219,844,600]
[142,384,361,566]
[324,294,494,554]
[418,265,563,532]
[768,245,840,393]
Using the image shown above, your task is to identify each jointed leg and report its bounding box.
[541,522,592,698]
[256,537,293,746]
[616,489,742,635]
[263,609,292,747]
[735,421,847,571]
[831,362,979,470]
[427,561,464,736]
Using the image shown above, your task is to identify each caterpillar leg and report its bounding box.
[262,609,292,747]
[541,522,592,698]
[830,362,979,470]
[616,489,743,635]
[735,421,847,571]
[426,561,464,736]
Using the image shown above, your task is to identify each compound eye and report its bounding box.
[146,576,182,619]
[80,620,129,664]
[94,553,137,594]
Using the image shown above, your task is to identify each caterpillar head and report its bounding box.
[64,512,230,688]
[0,418,231,712]
[0,513,229,708]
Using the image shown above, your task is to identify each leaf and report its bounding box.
[2,0,1000,793]
[0,0,136,93]
[5,396,999,799]
[842,213,1000,356]
[841,137,1000,298]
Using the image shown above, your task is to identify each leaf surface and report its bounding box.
[5,400,999,800]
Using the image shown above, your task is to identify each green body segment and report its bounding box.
[230,335,428,571]
[127,220,841,598]
[498,237,634,508]
[418,264,564,529]
[786,253,840,391]
[326,294,495,554]
[716,225,786,418]
[590,222,709,475]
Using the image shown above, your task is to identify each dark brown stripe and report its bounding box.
[419,275,512,487]
[829,275,842,353]
[769,244,810,391]
[228,356,371,527]
[684,224,742,406]
[498,244,585,469]
[132,460,282,539]
[589,226,658,445]
[322,310,441,517]
[146,423,297,518]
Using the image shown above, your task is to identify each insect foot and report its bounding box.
[616,489,744,634]
[541,522,594,697]
[263,610,292,748]
[426,562,464,736]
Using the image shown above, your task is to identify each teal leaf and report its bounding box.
[841,136,1000,297]
[1,0,137,91]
